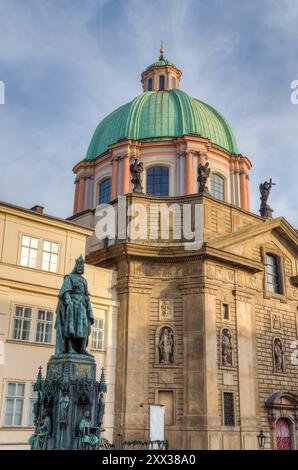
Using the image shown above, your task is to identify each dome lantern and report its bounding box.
[141,45,182,92]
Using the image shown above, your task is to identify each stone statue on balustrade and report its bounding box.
[259,178,276,219]
[130,157,143,193]
[197,161,210,194]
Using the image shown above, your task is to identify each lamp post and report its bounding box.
[257,430,266,450]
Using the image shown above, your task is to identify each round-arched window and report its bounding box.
[147,166,169,196]
[99,178,111,204]
[147,78,153,91]
[210,173,225,201]
[159,75,165,91]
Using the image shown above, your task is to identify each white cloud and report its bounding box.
[0,0,297,227]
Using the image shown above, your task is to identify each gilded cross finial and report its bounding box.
[159,40,165,60]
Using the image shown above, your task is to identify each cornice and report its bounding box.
[86,241,262,274]
[0,203,93,237]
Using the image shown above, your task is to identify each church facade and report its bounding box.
[70,48,298,450]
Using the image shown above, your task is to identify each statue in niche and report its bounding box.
[222,329,233,366]
[97,392,105,428]
[29,408,52,450]
[58,390,69,425]
[259,178,276,218]
[158,327,174,364]
[130,157,143,193]
[197,161,210,194]
[274,338,284,372]
[54,255,94,356]
[78,410,99,450]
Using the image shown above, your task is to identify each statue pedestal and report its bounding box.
[30,354,106,450]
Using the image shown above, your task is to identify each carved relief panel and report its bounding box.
[159,297,173,321]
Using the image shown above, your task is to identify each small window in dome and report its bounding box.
[210,173,225,201]
[159,75,165,91]
[99,178,111,204]
[148,78,153,91]
[172,77,176,89]
[147,166,169,196]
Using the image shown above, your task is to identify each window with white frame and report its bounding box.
[4,382,25,426]
[41,241,59,272]
[210,173,225,201]
[35,310,53,343]
[20,235,38,268]
[12,305,32,341]
[28,383,38,426]
[266,254,282,294]
[91,318,104,350]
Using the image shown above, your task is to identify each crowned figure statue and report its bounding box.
[55,255,94,356]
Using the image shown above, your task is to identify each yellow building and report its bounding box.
[0,202,118,449]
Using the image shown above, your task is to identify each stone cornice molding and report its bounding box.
[116,282,153,295]
[232,287,255,303]
[86,242,263,274]
[178,280,220,296]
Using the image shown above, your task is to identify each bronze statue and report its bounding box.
[97,392,105,428]
[55,255,94,356]
[58,391,69,424]
[259,178,276,218]
[197,161,210,194]
[29,409,52,450]
[130,157,143,193]
[78,410,99,450]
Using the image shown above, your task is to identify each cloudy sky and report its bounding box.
[0,0,297,226]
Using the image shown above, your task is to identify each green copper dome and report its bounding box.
[145,58,181,72]
[85,89,238,161]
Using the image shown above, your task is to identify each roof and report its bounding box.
[145,58,181,72]
[85,89,239,161]
[0,200,93,236]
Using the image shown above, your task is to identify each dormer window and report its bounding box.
[147,78,153,91]
[159,75,165,91]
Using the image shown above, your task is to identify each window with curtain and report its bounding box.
[266,254,282,294]
[35,310,53,343]
[159,75,165,90]
[99,178,111,204]
[210,174,225,201]
[146,166,169,196]
[41,241,59,273]
[91,318,104,350]
[12,306,32,341]
[4,382,25,426]
[20,235,38,268]
[28,383,38,426]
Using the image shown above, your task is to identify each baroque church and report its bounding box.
[69,46,298,450]
[1,47,298,451]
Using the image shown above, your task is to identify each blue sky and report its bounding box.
[0,0,297,225]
